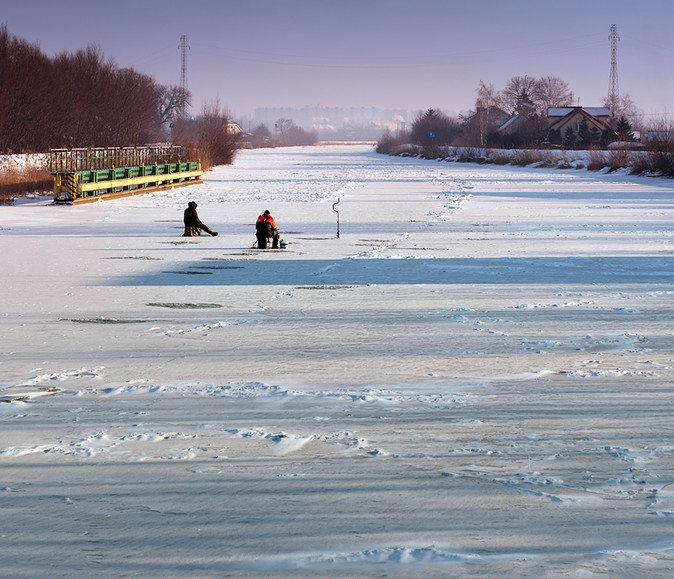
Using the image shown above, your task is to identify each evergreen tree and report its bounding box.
[577,118,591,149]
[589,127,601,147]
[410,108,459,146]
[601,129,616,149]
[615,116,635,142]
[563,127,576,149]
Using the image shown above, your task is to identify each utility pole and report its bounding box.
[608,24,620,121]
[179,35,190,118]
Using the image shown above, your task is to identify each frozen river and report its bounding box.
[1,145,674,577]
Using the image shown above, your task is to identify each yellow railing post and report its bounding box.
[66,174,76,202]
[53,174,62,202]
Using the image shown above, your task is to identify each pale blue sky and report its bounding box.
[3,0,673,120]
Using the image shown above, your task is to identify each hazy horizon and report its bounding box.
[4,0,673,122]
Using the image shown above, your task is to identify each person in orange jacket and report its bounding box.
[255,209,279,248]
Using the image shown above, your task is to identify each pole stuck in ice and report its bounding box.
[333,198,340,238]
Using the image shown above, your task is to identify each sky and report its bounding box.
[3,0,673,122]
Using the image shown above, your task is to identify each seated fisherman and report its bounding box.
[255,210,280,249]
[183,201,218,236]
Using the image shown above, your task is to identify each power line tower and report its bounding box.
[178,35,190,118]
[608,24,620,120]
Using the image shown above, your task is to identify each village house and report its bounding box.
[493,101,547,147]
[464,106,510,146]
[546,106,612,146]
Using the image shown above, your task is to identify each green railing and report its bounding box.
[50,145,202,203]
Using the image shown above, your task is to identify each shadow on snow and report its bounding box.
[110,256,674,287]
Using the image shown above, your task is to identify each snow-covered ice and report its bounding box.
[1,144,673,577]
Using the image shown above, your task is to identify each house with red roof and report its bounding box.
[546,107,613,145]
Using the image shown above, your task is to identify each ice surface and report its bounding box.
[1,145,673,577]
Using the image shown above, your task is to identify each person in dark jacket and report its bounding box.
[255,210,279,249]
[183,201,218,236]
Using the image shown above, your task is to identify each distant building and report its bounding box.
[497,111,535,136]
[645,131,672,145]
[470,106,510,127]
[464,106,510,145]
[252,106,410,140]
[547,107,611,134]
[546,107,613,147]
[226,122,242,134]
[494,104,546,147]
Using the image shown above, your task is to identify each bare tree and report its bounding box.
[283,124,318,146]
[642,116,674,176]
[250,123,272,148]
[535,76,574,113]
[473,81,505,146]
[112,67,161,144]
[0,25,55,152]
[192,100,241,167]
[501,76,575,117]
[0,27,183,151]
[274,118,294,139]
[157,85,192,127]
[603,93,641,128]
[272,118,317,146]
[475,81,503,110]
[502,75,539,115]
[0,25,237,154]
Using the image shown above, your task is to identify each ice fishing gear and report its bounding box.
[333,198,340,238]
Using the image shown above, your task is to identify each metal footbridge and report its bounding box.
[50,145,203,204]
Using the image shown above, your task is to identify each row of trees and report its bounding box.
[379,107,640,154]
[0,25,187,152]
[0,25,240,168]
[476,76,573,117]
[246,119,318,148]
[474,75,638,121]
[377,75,646,153]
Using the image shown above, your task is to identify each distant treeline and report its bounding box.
[1,25,163,151]
[375,105,674,177]
[0,24,239,168]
